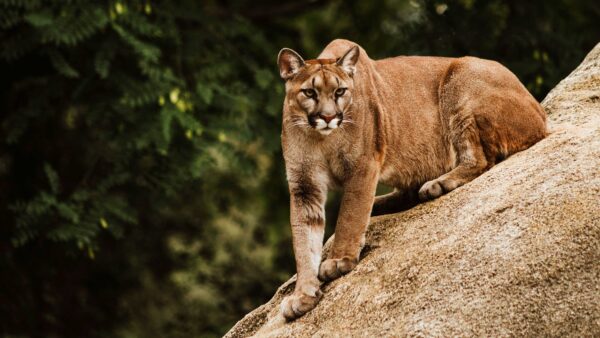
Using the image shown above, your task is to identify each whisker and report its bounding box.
[285,116,310,129]
[291,120,309,129]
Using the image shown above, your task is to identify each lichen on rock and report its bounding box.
[225,43,600,338]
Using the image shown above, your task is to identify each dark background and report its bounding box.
[0,0,598,337]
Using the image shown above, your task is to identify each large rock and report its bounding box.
[225,44,600,337]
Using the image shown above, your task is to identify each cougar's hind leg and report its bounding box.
[371,189,419,216]
[418,113,488,201]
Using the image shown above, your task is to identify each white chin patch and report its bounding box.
[315,119,328,130]
[328,118,340,129]
[315,117,340,136]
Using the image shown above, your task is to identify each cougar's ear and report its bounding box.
[278,48,305,80]
[336,45,359,76]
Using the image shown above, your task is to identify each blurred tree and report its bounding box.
[0,0,598,337]
[0,1,291,337]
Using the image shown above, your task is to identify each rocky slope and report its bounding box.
[225,43,600,337]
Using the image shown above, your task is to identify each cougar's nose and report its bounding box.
[318,113,336,123]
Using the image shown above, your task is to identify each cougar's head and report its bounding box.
[277,46,359,136]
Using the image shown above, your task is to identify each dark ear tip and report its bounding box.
[277,48,304,65]
[277,48,290,62]
[278,47,291,55]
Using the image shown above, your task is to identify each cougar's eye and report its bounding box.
[302,88,316,98]
[335,88,347,96]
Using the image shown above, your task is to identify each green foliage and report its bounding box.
[1,1,289,336]
[0,0,598,337]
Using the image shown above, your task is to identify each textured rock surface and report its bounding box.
[225,44,600,338]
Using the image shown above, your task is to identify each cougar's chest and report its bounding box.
[325,149,354,186]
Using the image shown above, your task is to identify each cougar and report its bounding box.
[277,39,547,320]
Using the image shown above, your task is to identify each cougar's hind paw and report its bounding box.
[419,178,461,201]
[418,179,443,201]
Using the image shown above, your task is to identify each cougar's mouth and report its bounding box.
[309,114,343,135]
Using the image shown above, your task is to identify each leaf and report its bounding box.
[24,10,53,27]
[112,23,161,63]
[56,203,80,223]
[196,84,213,104]
[253,69,273,89]
[44,163,60,194]
[94,47,115,78]
[48,49,79,78]
[160,106,175,146]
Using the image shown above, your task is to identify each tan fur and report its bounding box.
[277,39,547,320]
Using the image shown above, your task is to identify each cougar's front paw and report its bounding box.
[280,286,322,321]
[318,257,358,282]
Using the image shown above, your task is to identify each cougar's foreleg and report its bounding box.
[281,170,327,320]
[319,162,378,282]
